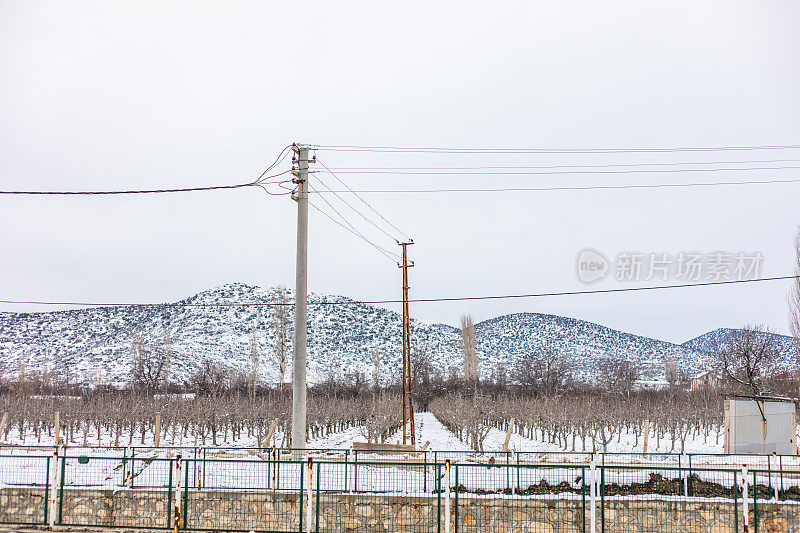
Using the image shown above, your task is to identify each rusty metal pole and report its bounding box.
[174,453,182,533]
[399,241,415,446]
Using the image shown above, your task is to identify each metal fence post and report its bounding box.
[454,464,459,533]
[315,461,321,533]
[306,458,313,533]
[57,448,66,525]
[742,465,749,533]
[182,456,189,529]
[173,453,182,533]
[354,450,358,493]
[436,463,442,533]
[734,469,739,533]
[423,450,427,494]
[42,456,50,526]
[272,448,278,493]
[752,471,758,533]
[600,465,605,533]
[581,466,586,533]
[202,447,207,489]
[344,449,349,492]
[167,458,173,529]
[779,455,784,499]
[298,458,304,533]
[444,459,451,533]
[505,452,510,493]
[589,460,596,533]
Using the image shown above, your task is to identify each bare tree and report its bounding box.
[272,286,290,386]
[715,325,781,396]
[664,354,679,388]
[249,320,259,397]
[511,350,572,395]
[790,228,800,365]
[130,330,171,394]
[189,358,229,397]
[598,356,639,395]
[372,347,380,394]
[460,314,478,383]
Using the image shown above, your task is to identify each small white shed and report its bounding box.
[724,395,797,455]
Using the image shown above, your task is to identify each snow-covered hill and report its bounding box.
[475,313,707,379]
[0,283,712,385]
[682,328,798,368]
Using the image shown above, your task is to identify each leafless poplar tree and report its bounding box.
[372,347,380,394]
[460,314,478,383]
[790,228,800,364]
[130,330,171,394]
[249,320,259,397]
[664,353,679,388]
[272,286,290,385]
[715,325,780,395]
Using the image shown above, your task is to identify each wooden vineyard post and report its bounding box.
[642,419,649,456]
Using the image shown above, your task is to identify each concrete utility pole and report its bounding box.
[291,144,312,454]
[399,241,415,445]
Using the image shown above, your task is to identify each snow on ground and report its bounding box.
[481,426,725,456]
[395,412,470,451]
[309,425,367,449]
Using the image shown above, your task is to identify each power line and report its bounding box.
[0,146,293,195]
[309,177,800,194]
[1,275,795,308]
[318,165,800,177]
[307,196,400,262]
[323,158,800,171]
[316,158,412,242]
[0,176,284,196]
[312,170,402,243]
[311,144,800,154]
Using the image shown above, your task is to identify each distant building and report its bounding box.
[632,379,669,391]
[690,370,718,391]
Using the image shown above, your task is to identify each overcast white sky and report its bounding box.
[1,1,799,343]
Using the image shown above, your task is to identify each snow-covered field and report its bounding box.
[3,411,800,500]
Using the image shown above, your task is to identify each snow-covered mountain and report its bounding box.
[0,283,712,385]
[682,328,798,368]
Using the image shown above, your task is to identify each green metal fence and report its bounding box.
[4,452,800,531]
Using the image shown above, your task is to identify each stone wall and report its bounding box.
[3,487,800,532]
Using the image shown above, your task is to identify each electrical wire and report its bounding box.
[307,194,400,262]
[316,159,412,242]
[310,144,800,154]
[1,275,795,307]
[314,164,409,243]
[323,158,800,171]
[319,165,800,176]
[308,177,800,194]
[0,146,293,195]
